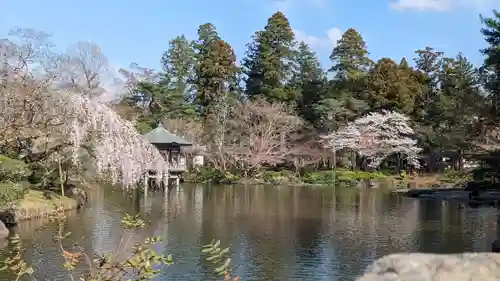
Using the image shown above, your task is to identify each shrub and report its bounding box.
[0,181,29,208]
[0,155,31,182]
[302,169,387,185]
[185,167,238,184]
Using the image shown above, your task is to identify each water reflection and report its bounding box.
[0,185,498,281]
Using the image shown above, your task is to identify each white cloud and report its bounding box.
[293,27,342,50]
[389,0,496,12]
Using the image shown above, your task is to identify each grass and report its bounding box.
[0,190,78,225]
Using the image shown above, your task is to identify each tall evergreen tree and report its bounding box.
[328,28,372,81]
[242,11,297,104]
[322,28,372,128]
[412,47,444,122]
[432,54,483,168]
[293,42,327,126]
[192,23,239,118]
[363,58,423,115]
[481,10,500,124]
[161,35,196,94]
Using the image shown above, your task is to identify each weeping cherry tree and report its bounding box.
[0,28,168,188]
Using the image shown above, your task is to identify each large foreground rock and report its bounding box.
[356,253,500,281]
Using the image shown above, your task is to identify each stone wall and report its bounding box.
[356,253,500,281]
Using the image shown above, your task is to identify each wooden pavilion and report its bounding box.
[143,123,192,189]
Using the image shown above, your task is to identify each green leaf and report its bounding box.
[214,258,231,273]
[201,247,214,253]
[213,240,220,248]
[219,247,230,255]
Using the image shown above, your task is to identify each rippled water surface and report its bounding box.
[0,184,499,281]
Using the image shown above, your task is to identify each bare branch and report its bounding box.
[224,99,302,176]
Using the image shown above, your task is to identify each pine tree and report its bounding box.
[192,23,239,118]
[161,35,196,94]
[158,35,197,118]
[363,58,423,115]
[481,10,500,124]
[412,47,444,122]
[293,42,327,126]
[323,28,372,127]
[242,11,297,104]
[328,28,372,81]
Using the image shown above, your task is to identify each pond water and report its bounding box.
[0,184,499,281]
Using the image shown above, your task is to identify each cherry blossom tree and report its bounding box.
[323,110,422,169]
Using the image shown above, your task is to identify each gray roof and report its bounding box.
[143,123,192,146]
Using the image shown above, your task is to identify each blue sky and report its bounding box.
[0,0,496,72]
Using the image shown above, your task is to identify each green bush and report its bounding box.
[439,169,472,184]
[260,170,284,182]
[185,167,239,184]
[0,181,29,207]
[0,154,31,182]
[302,169,387,184]
[223,172,240,183]
[257,170,299,184]
[135,121,154,134]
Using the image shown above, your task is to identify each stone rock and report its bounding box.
[64,184,88,208]
[0,220,9,239]
[356,253,500,281]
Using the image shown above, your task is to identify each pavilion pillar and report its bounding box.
[143,171,148,195]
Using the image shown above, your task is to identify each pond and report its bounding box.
[0,184,499,281]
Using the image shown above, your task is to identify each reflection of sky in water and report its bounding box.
[0,185,498,281]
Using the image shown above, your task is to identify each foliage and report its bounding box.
[257,170,301,185]
[0,155,31,182]
[0,235,33,281]
[439,170,472,184]
[471,150,500,186]
[302,169,387,185]
[243,12,297,103]
[0,181,29,207]
[184,166,240,184]
[201,239,234,277]
[185,166,225,183]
